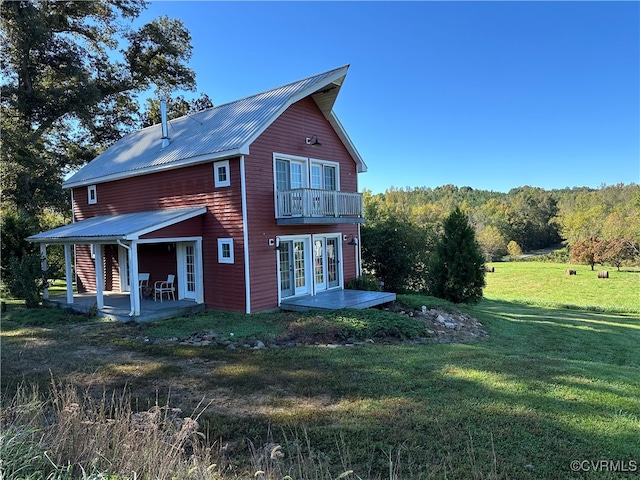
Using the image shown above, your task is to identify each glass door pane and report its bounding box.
[327,238,339,288]
[294,240,307,294]
[279,242,294,298]
[185,244,196,293]
[314,239,326,290]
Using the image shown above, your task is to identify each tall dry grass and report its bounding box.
[1,379,361,480]
[1,378,220,479]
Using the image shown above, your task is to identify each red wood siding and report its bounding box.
[75,244,94,293]
[72,161,246,311]
[71,96,363,312]
[244,96,359,312]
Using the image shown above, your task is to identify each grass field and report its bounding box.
[484,261,640,313]
[1,262,639,479]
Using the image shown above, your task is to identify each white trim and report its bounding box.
[309,158,341,191]
[64,244,73,304]
[63,149,247,189]
[276,234,313,304]
[218,238,234,264]
[214,160,231,188]
[240,156,251,314]
[40,244,49,299]
[137,236,201,244]
[88,185,97,204]
[94,244,104,309]
[194,238,204,303]
[310,233,343,294]
[327,111,367,173]
[118,245,130,292]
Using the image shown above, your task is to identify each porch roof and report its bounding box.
[27,206,207,244]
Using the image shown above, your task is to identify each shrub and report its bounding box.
[346,273,381,291]
[5,252,52,308]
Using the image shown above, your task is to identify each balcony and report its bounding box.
[275,188,364,225]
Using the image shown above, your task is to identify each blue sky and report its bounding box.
[134,1,639,194]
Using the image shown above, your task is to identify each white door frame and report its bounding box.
[276,234,312,304]
[118,245,130,292]
[176,241,198,300]
[311,233,343,294]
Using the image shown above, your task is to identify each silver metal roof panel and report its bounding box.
[64,66,365,188]
[27,206,207,243]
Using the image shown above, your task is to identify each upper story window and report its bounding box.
[214,160,230,188]
[274,155,339,191]
[88,185,97,204]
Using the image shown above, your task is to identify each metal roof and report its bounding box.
[27,207,207,243]
[64,65,366,188]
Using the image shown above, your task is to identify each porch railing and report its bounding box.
[276,188,363,219]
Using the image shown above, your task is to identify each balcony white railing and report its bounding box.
[276,188,363,220]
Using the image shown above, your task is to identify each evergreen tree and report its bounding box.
[429,207,486,304]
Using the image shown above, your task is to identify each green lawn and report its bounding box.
[484,261,640,313]
[2,262,639,479]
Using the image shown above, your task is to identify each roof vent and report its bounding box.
[160,99,170,148]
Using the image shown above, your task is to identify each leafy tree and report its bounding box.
[506,240,523,259]
[361,217,434,293]
[140,93,213,127]
[600,238,639,271]
[570,237,603,270]
[1,0,196,217]
[477,225,507,261]
[428,207,485,304]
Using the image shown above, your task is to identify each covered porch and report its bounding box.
[27,207,206,320]
[44,292,204,322]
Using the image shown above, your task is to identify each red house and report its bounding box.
[29,66,390,317]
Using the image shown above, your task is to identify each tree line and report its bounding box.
[361,183,640,293]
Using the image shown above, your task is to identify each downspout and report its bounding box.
[240,156,251,313]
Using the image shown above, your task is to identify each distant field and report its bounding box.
[485,261,640,313]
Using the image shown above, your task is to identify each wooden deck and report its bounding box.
[44,293,204,323]
[279,289,396,312]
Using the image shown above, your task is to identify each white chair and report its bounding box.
[138,273,150,298]
[154,274,175,302]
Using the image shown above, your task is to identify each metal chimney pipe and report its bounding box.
[160,99,170,148]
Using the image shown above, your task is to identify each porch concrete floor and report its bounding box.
[279,289,396,312]
[44,292,204,322]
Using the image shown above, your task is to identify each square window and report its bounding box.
[88,185,97,204]
[214,160,230,187]
[218,238,234,264]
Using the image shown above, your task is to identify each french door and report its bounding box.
[279,239,310,298]
[279,235,340,300]
[314,236,340,292]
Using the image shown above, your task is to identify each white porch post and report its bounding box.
[129,240,140,316]
[40,244,49,299]
[64,244,74,304]
[94,244,104,309]
[195,238,204,304]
